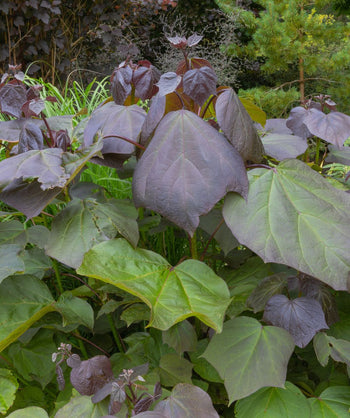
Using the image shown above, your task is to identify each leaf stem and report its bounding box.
[52,258,64,294]
[72,332,110,356]
[102,135,145,150]
[107,313,126,353]
[315,137,321,165]
[200,218,224,261]
[189,231,198,260]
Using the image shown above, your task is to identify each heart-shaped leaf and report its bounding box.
[223,159,350,291]
[326,145,350,165]
[55,395,109,417]
[140,94,166,146]
[162,320,197,354]
[286,107,312,139]
[0,84,26,118]
[0,244,25,283]
[0,275,55,351]
[133,109,248,236]
[154,383,219,418]
[111,65,133,105]
[156,72,182,97]
[18,122,44,153]
[133,64,161,100]
[235,381,311,418]
[7,407,49,418]
[78,238,231,332]
[304,108,350,147]
[202,316,294,403]
[263,295,328,348]
[183,66,217,106]
[46,197,138,268]
[159,353,193,386]
[56,292,94,329]
[261,133,308,160]
[216,88,264,162]
[308,386,350,417]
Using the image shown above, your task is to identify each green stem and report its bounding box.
[107,313,125,353]
[75,331,88,359]
[189,231,198,260]
[315,137,321,165]
[52,258,64,294]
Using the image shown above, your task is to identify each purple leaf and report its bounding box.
[286,107,312,140]
[216,88,264,162]
[111,65,133,105]
[132,110,248,236]
[18,122,44,153]
[183,66,217,106]
[0,84,27,118]
[187,34,203,47]
[304,109,350,148]
[261,133,308,160]
[70,355,113,396]
[263,295,329,348]
[133,65,161,101]
[156,72,182,97]
[140,94,166,146]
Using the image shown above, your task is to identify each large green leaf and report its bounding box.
[223,159,350,291]
[56,292,94,330]
[7,329,56,388]
[162,320,197,354]
[46,197,138,268]
[54,395,109,418]
[158,353,193,386]
[235,381,311,418]
[78,238,230,332]
[0,369,18,414]
[0,244,25,283]
[7,407,49,418]
[308,386,350,417]
[132,109,248,236]
[202,316,295,403]
[0,275,55,351]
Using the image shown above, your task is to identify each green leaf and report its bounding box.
[78,239,230,332]
[56,292,94,330]
[0,220,27,245]
[202,316,295,404]
[239,97,267,126]
[54,395,109,418]
[120,303,150,326]
[308,386,350,417]
[46,198,139,268]
[7,329,56,388]
[235,381,312,418]
[162,320,197,354]
[247,273,289,313]
[20,247,52,279]
[223,159,350,291]
[313,332,331,367]
[0,369,18,414]
[154,383,219,418]
[0,244,25,283]
[158,353,193,386]
[189,340,223,383]
[7,406,49,418]
[0,275,55,351]
[97,300,120,319]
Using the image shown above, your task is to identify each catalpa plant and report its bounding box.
[1,34,350,416]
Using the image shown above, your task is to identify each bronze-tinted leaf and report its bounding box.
[0,84,26,118]
[18,122,44,153]
[156,72,182,97]
[216,88,264,162]
[133,65,161,101]
[286,107,312,140]
[111,65,133,105]
[183,66,217,106]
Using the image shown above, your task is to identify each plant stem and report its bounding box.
[52,258,64,294]
[189,231,198,260]
[74,331,88,359]
[102,135,146,150]
[315,137,321,165]
[200,218,224,261]
[107,313,126,353]
[72,332,110,356]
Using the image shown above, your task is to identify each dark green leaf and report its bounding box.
[0,244,25,283]
[154,383,219,417]
[20,247,52,279]
[235,381,312,418]
[97,300,120,319]
[189,339,223,383]
[0,275,55,351]
[133,109,248,236]
[120,304,150,326]
[162,320,197,354]
[78,239,231,332]
[247,273,289,313]
[56,292,94,330]
[159,353,193,386]
[263,295,328,348]
[0,220,27,245]
[7,329,56,388]
[223,159,350,291]
[202,316,294,403]
[216,88,264,162]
